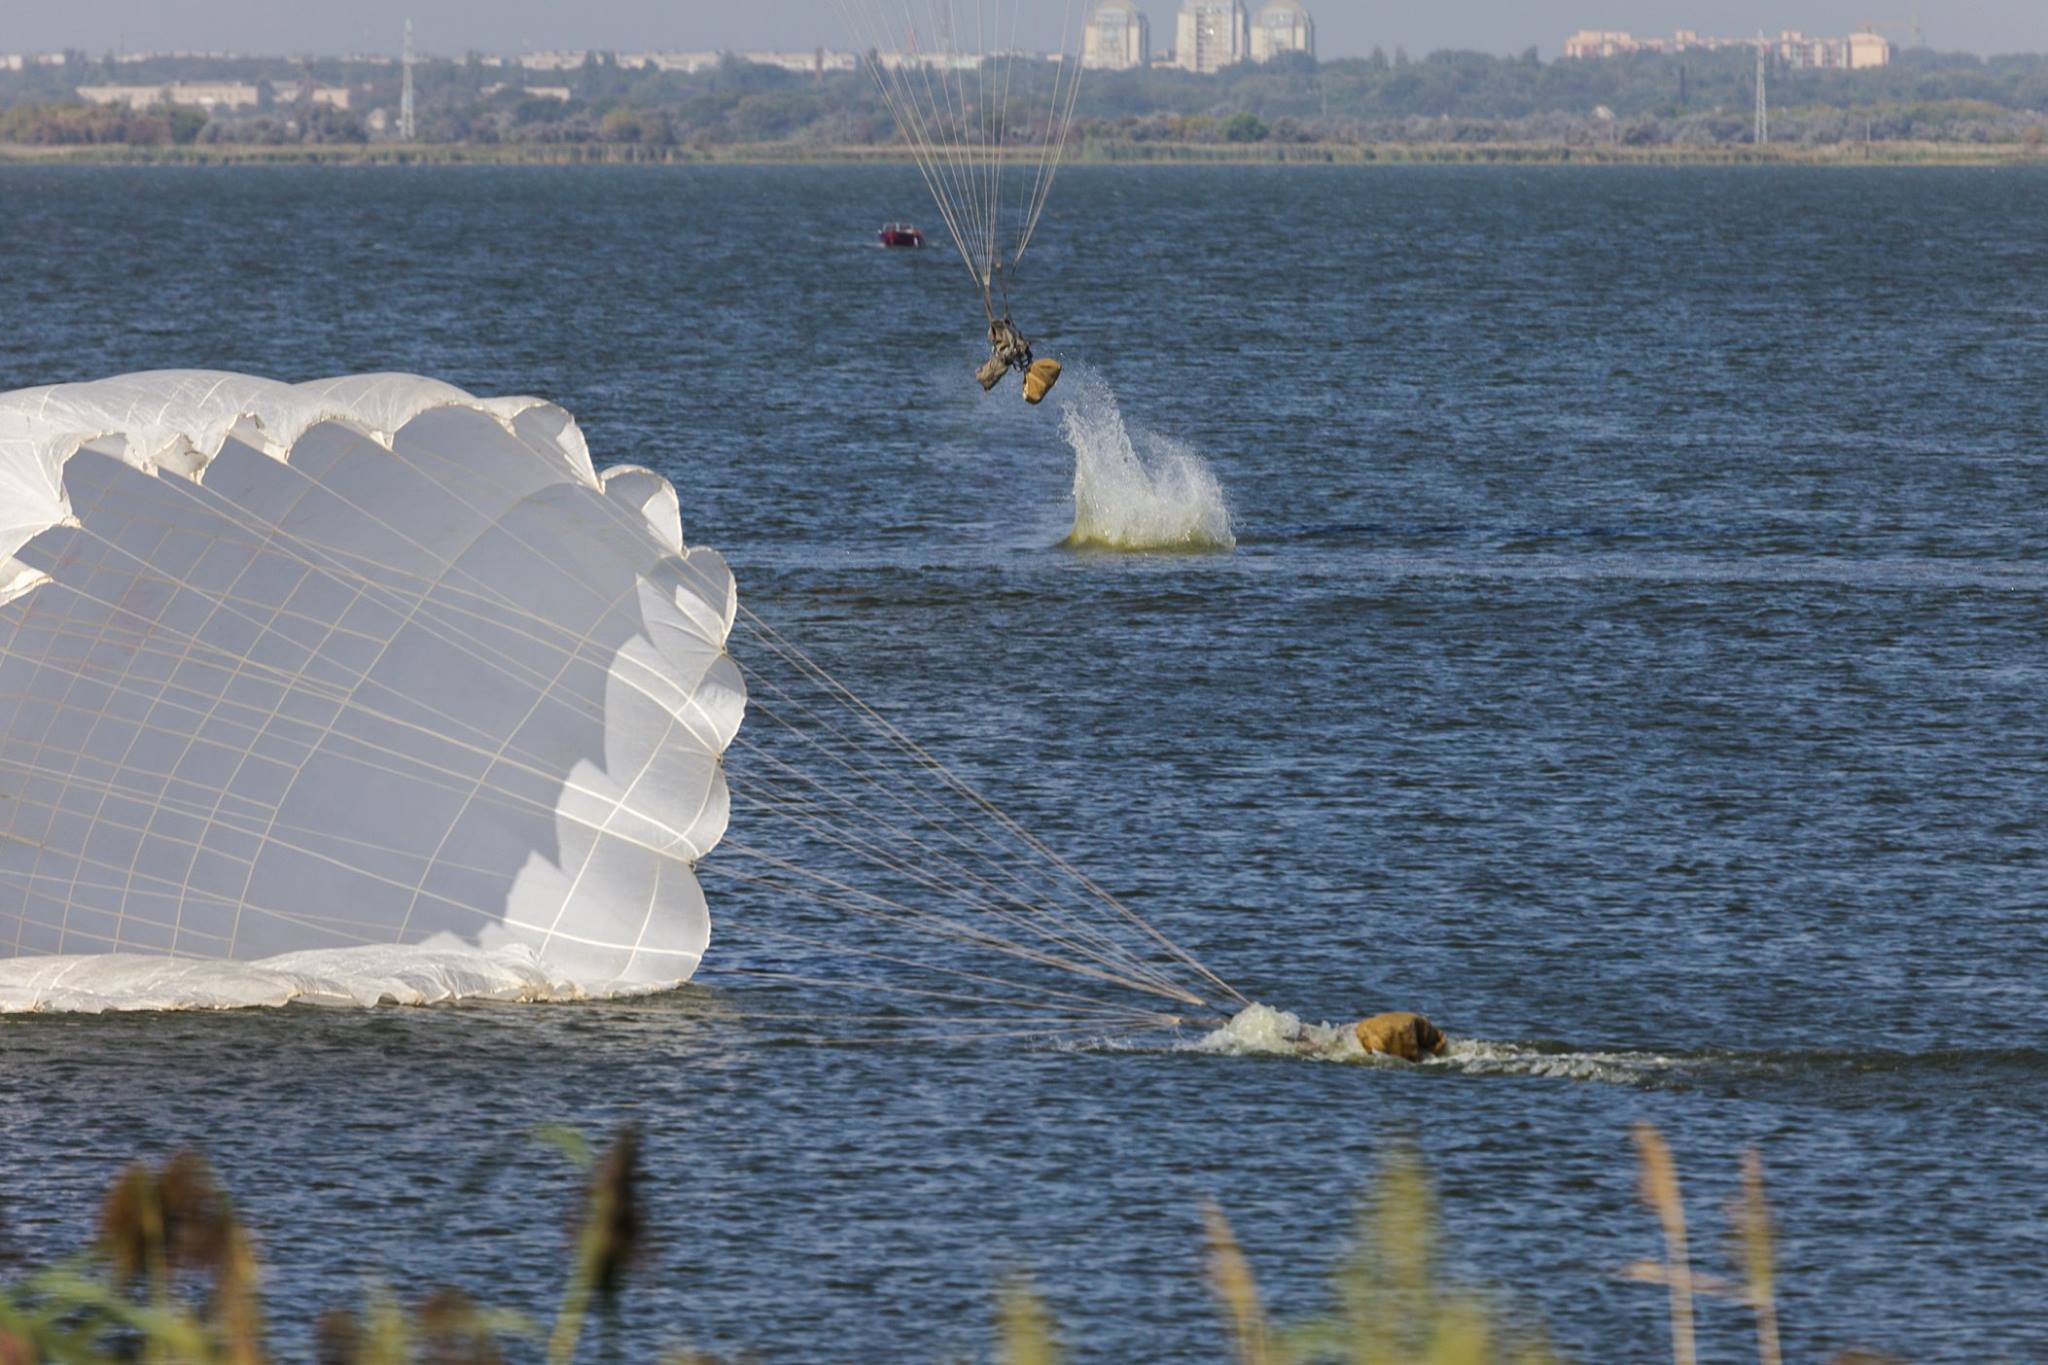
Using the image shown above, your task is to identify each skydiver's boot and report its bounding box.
[976,354,1008,392]
[1022,357,1062,405]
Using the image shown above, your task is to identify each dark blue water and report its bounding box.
[2,164,2045,1362]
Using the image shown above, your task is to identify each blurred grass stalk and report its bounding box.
[1622,1125,1793,1365]
[1198,1145,1559,1365]
[1632,1123,1698,1365]
[2,1121,1869,1365]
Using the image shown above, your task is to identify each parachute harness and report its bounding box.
[975,262,1040,394]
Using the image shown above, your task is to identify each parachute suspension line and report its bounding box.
[727,749,1184,998]
[700,864,1196,1016]
[948,0,996,280]
[902,0,985,272]
[971,6,1001,289]
[838,0,1083,331]
[724,723,1193,999]
[739,1018,1164,1046]
[971,0,995,297]
[730,618,1135,943]
[1017,0,1085,265]
[834,0,981,287]
[42,412,1213,1027]
[1024,0,1089,258]
[728,662,1202,999]
[705,962,1168,1023]
[945,0,992,278]
[726,638,1219,1008]
[722,779,1189,998]
[733,605,1250,1007]
[729,922,1184,1017]
[913,0,994,284]
[702,842,1209,1006]
[989,0,1018,291]
[738,614,1251,1011]
[720,772,1195,1010]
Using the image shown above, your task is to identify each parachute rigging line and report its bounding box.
[835,0,1086,313]
[690,603,1251,1041]
[1,376,1220,1039]
[735,606,1247,1007]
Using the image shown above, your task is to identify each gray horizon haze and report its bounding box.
[8,1,2048,62]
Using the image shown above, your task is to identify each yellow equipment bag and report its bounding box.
[1022,357,1062,405]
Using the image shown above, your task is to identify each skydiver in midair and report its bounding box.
[973,264,1061,404]
[976,315,1034,393]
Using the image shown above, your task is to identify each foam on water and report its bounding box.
[1435,1038,1693,1085]
[1185,1004,1692,1085]
[1190,1002,1367,1060]
[1059,370,1235,552]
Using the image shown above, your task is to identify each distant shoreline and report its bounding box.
[3,139,2044,168]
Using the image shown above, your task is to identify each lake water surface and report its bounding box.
[1,164,2044,1361]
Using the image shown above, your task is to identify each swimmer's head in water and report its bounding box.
[1354,1011,1447,1062]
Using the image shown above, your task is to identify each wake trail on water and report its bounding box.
[1175,1003,1694,1086]
[1058,370,1235,552]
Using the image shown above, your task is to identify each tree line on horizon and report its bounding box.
[2,44,2045,149]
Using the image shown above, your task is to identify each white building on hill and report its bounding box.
[1776,29,1892,69]
[735,50,858,75]
[1563,30,1664,59]
[1565,26,1892,69]
[870,51,984,72]
[76,81,261,110]
[618,51,721,73]
[516,51,587,71]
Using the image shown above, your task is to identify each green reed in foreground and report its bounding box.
[0,1123,1905,1363]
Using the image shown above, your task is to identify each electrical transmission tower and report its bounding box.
[1754,34,1769,145]
[400,19,416,142]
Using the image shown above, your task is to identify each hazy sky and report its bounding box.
[8,2,2047,61]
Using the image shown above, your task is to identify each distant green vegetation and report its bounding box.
[1,46,2045,153]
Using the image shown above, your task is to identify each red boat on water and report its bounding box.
[877,223,925,248]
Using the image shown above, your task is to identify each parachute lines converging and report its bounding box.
[836,0,1088,318]
[695,599,1249,1043]
[0,372,1242,1037]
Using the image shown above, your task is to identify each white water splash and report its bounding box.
[1191,1002,1366,1061]
[1059,370,1235,552]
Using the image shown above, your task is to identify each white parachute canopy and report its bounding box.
[0,372,743,1011]
[839,0,1088,311]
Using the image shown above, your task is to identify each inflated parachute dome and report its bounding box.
[0,372,743,1012]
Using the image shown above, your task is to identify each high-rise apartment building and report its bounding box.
[1176,0,1248,73]
[1084,1,1151,71]
[1249,0,1314,61]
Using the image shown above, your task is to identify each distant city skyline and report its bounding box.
[7,1,2048,61]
